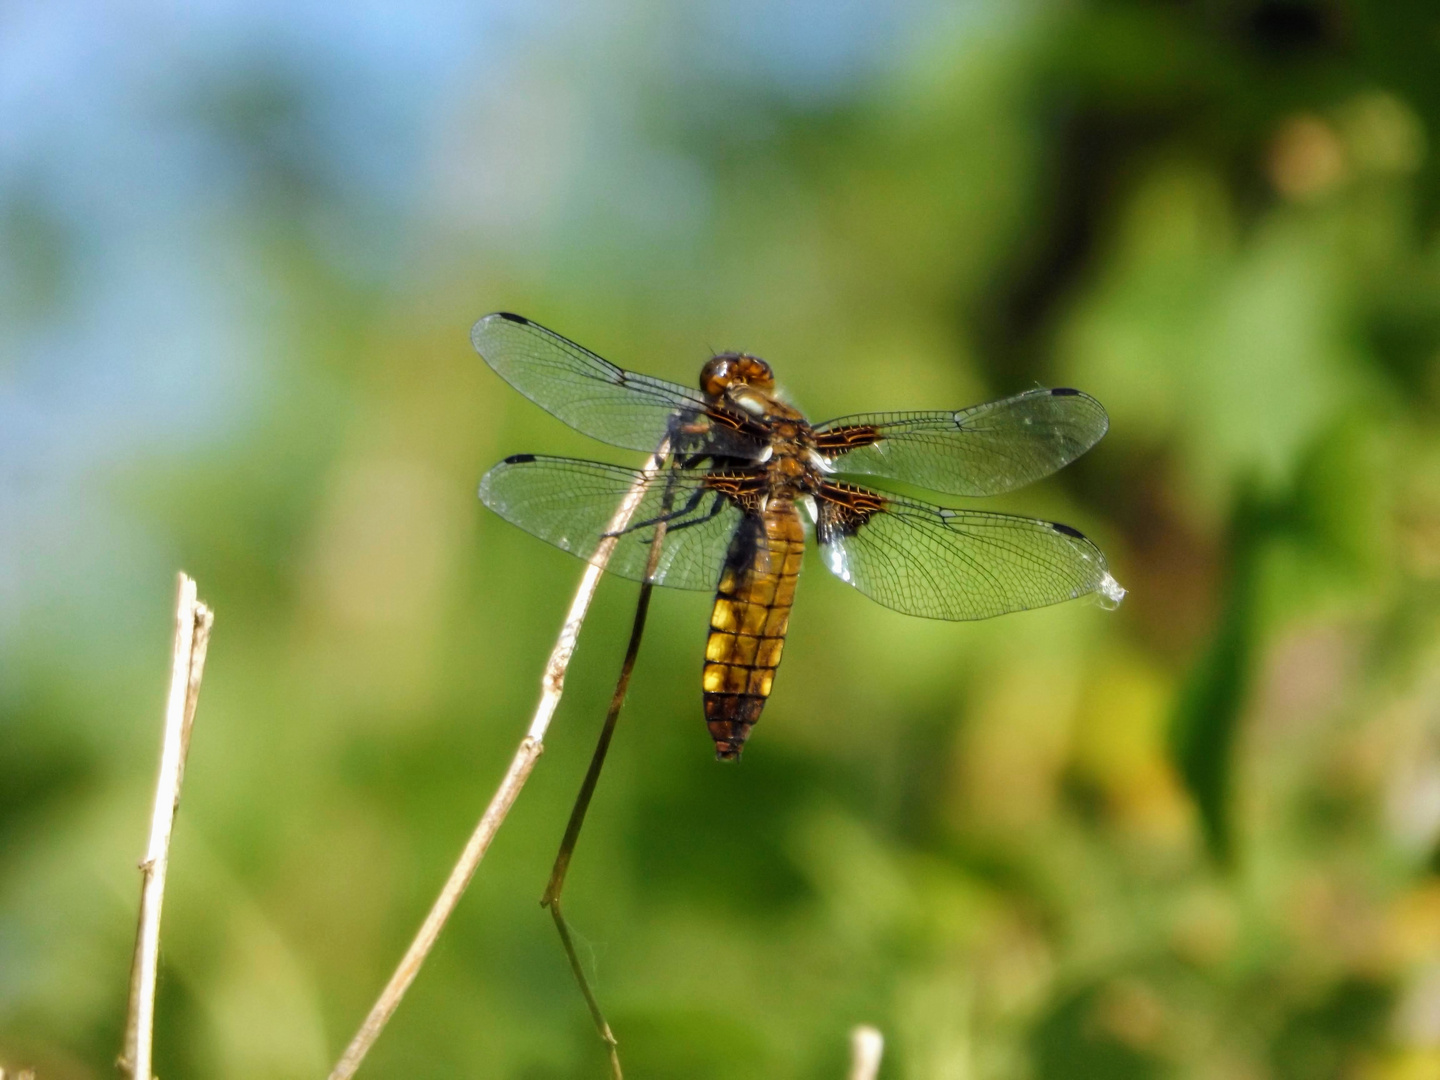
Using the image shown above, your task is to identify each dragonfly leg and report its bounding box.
[647,490,726,538]
[604,484,709,538]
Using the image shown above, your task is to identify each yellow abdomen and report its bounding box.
[702,503,804,759]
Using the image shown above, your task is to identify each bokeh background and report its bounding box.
[5,1,1440,1077]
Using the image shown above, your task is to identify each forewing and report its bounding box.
[479,455,753,590]
[814,388,1109,496]
[472,312,764,458]
[815,481,1124,620]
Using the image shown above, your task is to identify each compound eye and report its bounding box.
[700,356,735,398]
[737,357,774,391]
[701,352,774,397]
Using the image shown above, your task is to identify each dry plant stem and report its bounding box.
[326,737,544,1080]
[540,577,657,908]
[120,572,214,1080]
[542,503,668,908]
[328,446,668,1080]
[524,441,667,742]
[847,1025,884,1080]
[540,507,668,1080]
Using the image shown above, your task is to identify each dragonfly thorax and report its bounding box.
[706,362,821,492]
[759,415,824,499]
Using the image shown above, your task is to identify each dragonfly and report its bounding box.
[475,312,1125,759]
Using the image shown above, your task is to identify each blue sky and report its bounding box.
[0,0,956,643]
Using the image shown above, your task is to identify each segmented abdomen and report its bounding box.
[702,502,804,759]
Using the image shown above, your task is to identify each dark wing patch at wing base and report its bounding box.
[814,387,1110,497]
[814,480,1124,620]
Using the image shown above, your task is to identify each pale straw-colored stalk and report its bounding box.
[847,1025,885,1080]
[328,446,667,1080]
[120,572,214,1080]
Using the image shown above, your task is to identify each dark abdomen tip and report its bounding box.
[705,692,766,760]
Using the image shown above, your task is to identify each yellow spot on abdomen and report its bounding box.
[711,599,737,632]
[757,637,784,668]
[774,575,798,606]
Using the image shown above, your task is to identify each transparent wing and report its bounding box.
[815,481,1124,620]
[813,388,1109,497]
[479,455,754,591]
[472,312,765,459]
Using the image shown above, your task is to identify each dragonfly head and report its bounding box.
[701,352,774,398]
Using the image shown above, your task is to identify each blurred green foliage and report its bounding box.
[5,1,1440,1078]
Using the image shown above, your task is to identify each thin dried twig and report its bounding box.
[119,572,214,1080]
[328,445,668,1080]
[540,495,672,1080]
[847,1025,884,1080]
